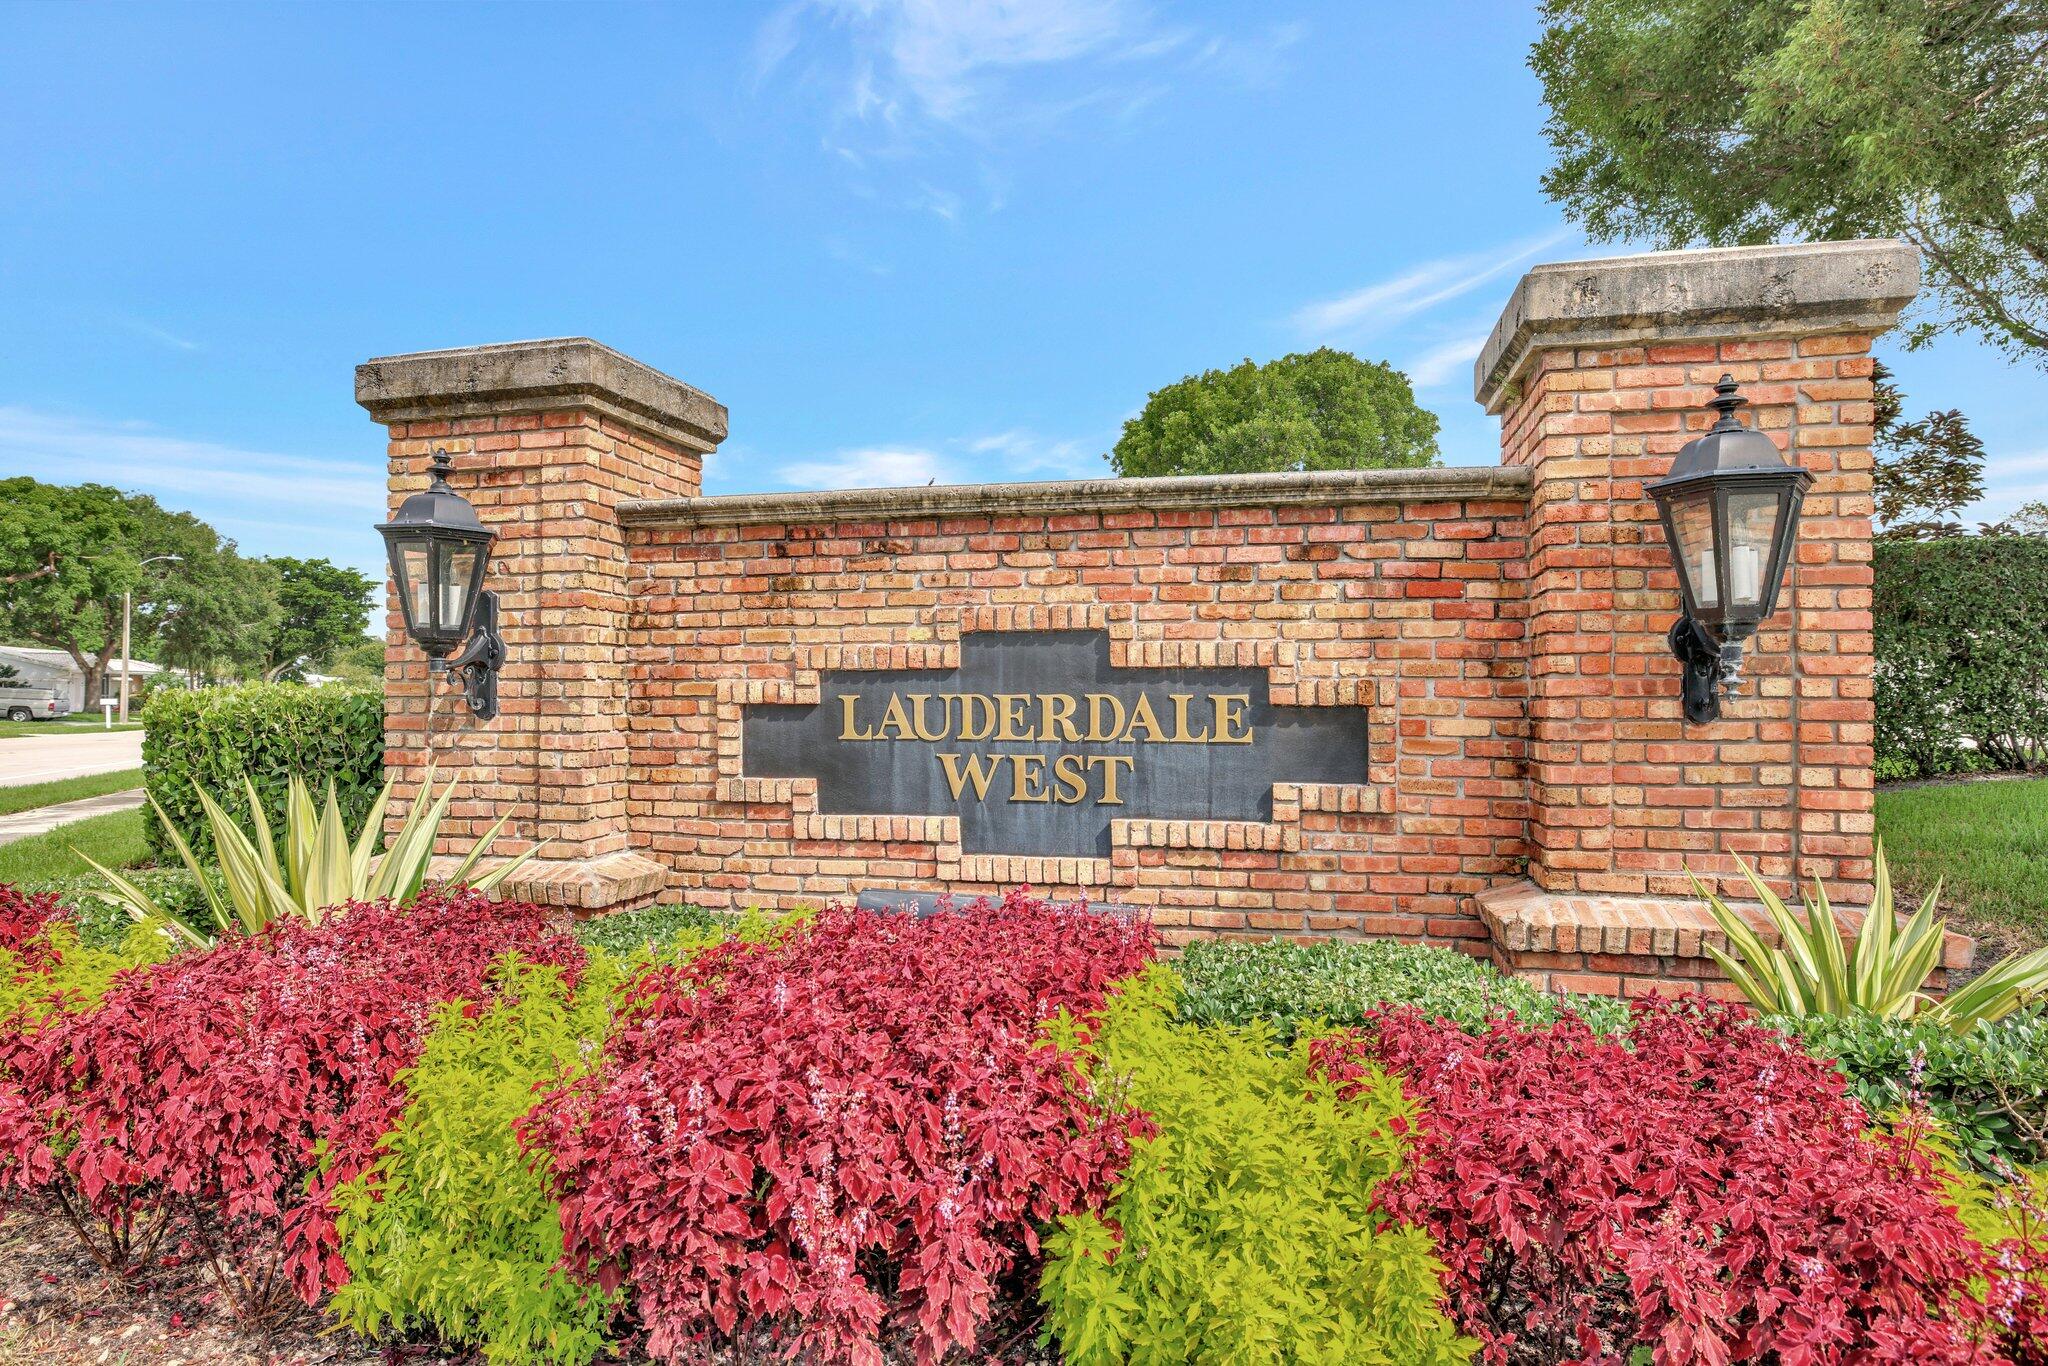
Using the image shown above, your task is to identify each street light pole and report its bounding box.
[120,555,182,724]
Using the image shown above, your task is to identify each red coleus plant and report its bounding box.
[0,884,62,969]
[0,888,575,1319]
[527,891,1153,1366]
[1315,999,2006,1365]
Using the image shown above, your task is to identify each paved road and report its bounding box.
[0,788,146,846]
[0,729,146,787]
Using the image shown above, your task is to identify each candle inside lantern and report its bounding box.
[1732,544,1761,604]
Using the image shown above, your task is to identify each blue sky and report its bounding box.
[3,0,2042,580]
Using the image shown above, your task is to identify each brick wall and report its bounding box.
[621,487,1531,945]
[1499,333,1879,906]
[359,242,1932,991]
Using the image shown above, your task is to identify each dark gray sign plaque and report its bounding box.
[742,631,1368,858]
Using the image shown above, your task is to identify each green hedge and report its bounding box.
[1173,936,1632,1038]
[141,683,383,863]
[1875,536,2048,779]
[1780,1009,2048,1175]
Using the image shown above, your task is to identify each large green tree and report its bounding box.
[257,557,376,680]
[1109,349,1440,479]
[0,479,279,700]
[1532,0,2048,363]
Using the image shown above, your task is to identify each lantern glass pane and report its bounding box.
[395,540,431,631]
[1726,490,1781,611]
[433,541,477,634]
[1667,493,1718,608]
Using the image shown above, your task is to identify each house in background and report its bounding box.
[0,644,165,712]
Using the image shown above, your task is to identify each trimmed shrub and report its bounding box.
[1174,936,1631,1039]
[1875,536,2048,778]
[26,869,222,949]
[1784,1009,2048,1175]
[141,682,382,862]
[1040,965,1474,1364]
[1319,1000,2005,1363]
[570,903,728,960]
[528,892,1154,1365]
[0,889,576,1319]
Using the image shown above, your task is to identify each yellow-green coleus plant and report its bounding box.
[1039,964,1475,1365]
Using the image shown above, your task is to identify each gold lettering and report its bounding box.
[995,694,1032,742]
[1085,693,1125,742]
[950,693,996,742]
[1051,753,1089,804]
[1168,693,1212,744]
[1123,693,1168,743]
[1038,693,1081,743]
[1005,753,1050,803]
[936,752,1001,801]
[1210,693,1252,745]
[1087,754,1135,804]
[876,693,915,741]
[838,694,874,741]
[905,694,944,743]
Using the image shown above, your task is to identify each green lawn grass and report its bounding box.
[0,807,151,883]
[0,767,145,818]
[1875,776,2048,964]
[0,718,145,739]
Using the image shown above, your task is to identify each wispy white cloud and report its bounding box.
[811,0,1135,128]
[114,317,202,352]
[822,235,894,275]
[1293,231,1575,341]
[765,425,1108,492]
[1965,446,2048,525]
[757,2,1299,223]
[1402,332,1491,391]
[910,181,964,222]
[0,406,381,513]
[778,446,957,489]
[966,428,1102,478]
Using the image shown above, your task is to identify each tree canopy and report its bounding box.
[260,557,376,680]
[1532,0,2048,364]
[1109,348,1440,479]
[0,479,345,696]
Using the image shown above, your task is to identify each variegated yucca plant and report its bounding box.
[84,768,541,948]
[1696,843,2048,1030]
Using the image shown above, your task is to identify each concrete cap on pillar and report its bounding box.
[1473,239,1921,414]
[356,337,728,452]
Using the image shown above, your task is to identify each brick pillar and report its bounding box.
[357,338,725,912]
[1472,242,1917,945]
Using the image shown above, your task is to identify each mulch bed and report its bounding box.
[0,1201,1062,1365]
[0,1200,410,1366]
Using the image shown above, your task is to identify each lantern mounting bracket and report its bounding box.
[1668,615,1741,725]
[433,590,504,721]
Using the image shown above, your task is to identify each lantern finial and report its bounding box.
[1707,374,1747,431]
[428,447,456,486]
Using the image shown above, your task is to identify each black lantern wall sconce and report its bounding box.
[1646,376,1812,725]
[376,450,505,721]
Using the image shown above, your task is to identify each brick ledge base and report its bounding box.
[424,850,669,915]
[1476,879,1974,1000]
